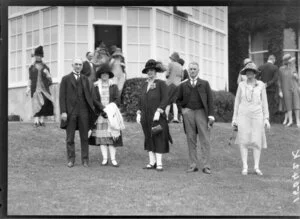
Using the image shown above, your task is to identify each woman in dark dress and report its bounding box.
[136,59,172,171]
[89,63,124,167]
[26,46,54,127]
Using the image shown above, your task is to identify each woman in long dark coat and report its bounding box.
[136,59,172,171]
[26,46,54,127]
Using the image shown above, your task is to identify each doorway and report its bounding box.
[94,25,122,54]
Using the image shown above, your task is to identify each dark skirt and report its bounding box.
[34,93,54,117]
[168,84,179,104]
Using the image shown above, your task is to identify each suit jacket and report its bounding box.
[81,61,95,76]
[29,62,52,97]
[177,78,214,121]
[59,72,96,129]
[258,62,279,92]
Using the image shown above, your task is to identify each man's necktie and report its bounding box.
[74,73,80,80]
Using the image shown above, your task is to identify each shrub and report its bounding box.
[8,113,22,121]
[121,78,236,123]
[212,90,235,123]
[120,77,146,122]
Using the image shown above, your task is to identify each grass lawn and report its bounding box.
[7,121,300,216]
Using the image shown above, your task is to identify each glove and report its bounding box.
[136,114,141,124]
[61,113,67,121]
[153,111,160,121]
[279,91,283,98]
[264,119,271,129]
[101,111,108,119]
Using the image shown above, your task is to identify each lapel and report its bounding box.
[70,72,77,88]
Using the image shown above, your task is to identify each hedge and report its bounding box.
[120,78,235,123]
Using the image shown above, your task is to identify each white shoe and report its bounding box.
[254,168,263,176]
[241,168,248,175]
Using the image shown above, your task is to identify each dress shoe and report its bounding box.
[241,168,248,175]
[34,122,39,128]
[111,160,119,167]
[254,168,263,176]
[39,122,46,127]
[285,122,293,127]
[82,161,89,167]
[143,163,156,169]
[67,161,74,168]
[101,160,108,166]
[202,167,211,174]
[156,165,163,171]
[186,167,199,173]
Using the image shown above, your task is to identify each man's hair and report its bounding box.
[189,62,199,68]
[72,57,83,64]
[268,55,276,62]
[86,51,92,57]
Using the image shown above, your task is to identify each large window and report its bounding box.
[188,22,200,64]
[94,7,122,21]
[202,27,214,79]
[126,8,151,78]
[9,16,23,83]
[64,7,89,74]
[215,7,225,31]
[156,10,171,66]
[25,12,40,73]
[202,7,213,26]
[215,32,225,86]
[173,16,187,59]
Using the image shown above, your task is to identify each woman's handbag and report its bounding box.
[151,121,163,136]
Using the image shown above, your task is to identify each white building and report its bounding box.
[8,6,228,121]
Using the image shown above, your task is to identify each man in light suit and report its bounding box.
[59,58,97,168]
[177,62,215,174]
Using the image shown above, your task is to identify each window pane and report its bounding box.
[11,20,16,35]
[139,9,150,26]
[33,30,39,46]
[26,50,32,65]
[127,9,138,26]
[17,67,23,81]
[284,28,297,50]
[77,26,88,42]
[64,43,76,60]
[127,27,138,43]
[77,7,88,24]
[33,13,39,30]
[77,43,88,59]
[64,7,76,24]
[51,44,58,61]
[43,45,50,62]
[17,18,22,34]
[156,12,163,29]
[51,26,58,43]
[107,7,121,20]
[10,68,16,83]
[164,31,170,48]
[64,60,73,74]
[11,52,17,67]
[43,28,51,45]
[127,45,139,61]
[51,8,58,25]
[157,30,163,46]
[163,15,170,31]
[11,36,16,51]
[94,7,107,20]
[26,15,32,32]
[139,27,150,44]
[251,32,268,51]
[17,35,22,49]
[50,61,58,78]
[64,25,76,42]
[139,45,150,61]
[43,9,51,27]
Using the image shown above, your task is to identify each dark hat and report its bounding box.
[169,52,180,62]
[96,63,114,79]
[142,59,165,74]
[111,48,124,58]
[178,58,185,66]
[240,62,259,75]
[34,46,44,57]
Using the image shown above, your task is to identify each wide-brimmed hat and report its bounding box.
[142,59,165,74]
[169,52,180,62]
[240,62,259,75]
[111,48,124,58]
[33,46,44,57]
[96,63,114,78]
[178,58,185,66]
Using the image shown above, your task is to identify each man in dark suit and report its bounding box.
[177,62,215,174]
[258,55,279,122]
[81,51,96,87]
[59,58,96,168]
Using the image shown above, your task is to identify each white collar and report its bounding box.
[72,70,80,75]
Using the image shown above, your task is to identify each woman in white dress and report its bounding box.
[232,62,271,176]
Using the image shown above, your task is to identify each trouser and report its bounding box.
[266,90,278,122]
[182,108,211,169]
[66,112,89,163]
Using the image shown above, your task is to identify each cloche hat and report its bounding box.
[169,52,180,62]
[240,62,259,75]
[96,62,114,79]
[142,59,165,74]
